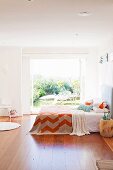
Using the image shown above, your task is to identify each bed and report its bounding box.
[30,85,113,136]
[30,106,104,135]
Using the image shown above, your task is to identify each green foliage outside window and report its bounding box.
[33,76,80,106]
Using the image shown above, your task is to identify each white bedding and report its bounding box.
[38,105,75,114]
[37,105,104,133]
[85,111,104,132]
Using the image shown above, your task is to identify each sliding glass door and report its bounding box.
[30,58,86,110]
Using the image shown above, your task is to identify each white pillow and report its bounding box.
[93,107,104,113]
[93,107,109,113]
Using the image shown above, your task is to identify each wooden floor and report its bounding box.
[104,137,113,152]
[0,116,113,170]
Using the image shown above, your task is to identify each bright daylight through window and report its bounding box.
[30,58,86,110]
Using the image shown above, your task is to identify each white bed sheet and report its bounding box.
[85,111,104,132]
[38,105,76,114]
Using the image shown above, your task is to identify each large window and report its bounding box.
[30,58,86,110]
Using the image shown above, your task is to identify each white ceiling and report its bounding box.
[0,0,113,47]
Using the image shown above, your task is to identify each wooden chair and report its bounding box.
[96,160,113,170]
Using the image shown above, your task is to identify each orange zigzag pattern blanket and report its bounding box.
[30,112,72,134]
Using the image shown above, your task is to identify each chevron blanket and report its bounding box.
[30,112,72,134]
[30,106,90,135]
[30,106,73,134]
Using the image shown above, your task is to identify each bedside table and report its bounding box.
[99,119,113,137]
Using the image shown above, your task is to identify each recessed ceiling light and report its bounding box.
[77,11,92,17]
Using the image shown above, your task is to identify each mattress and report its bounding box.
[30,105,104,135]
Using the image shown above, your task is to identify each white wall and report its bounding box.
[85,48,99,100]
[0,47,22,116]
[99,63,113,87]
[98,38,113,87]
[21,56,31,114]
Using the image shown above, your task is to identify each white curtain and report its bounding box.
[80,58,86,103]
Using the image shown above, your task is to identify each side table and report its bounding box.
[99,119,113,137]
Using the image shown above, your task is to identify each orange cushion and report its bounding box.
[85,102,92,106]
[99,102,104,109]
